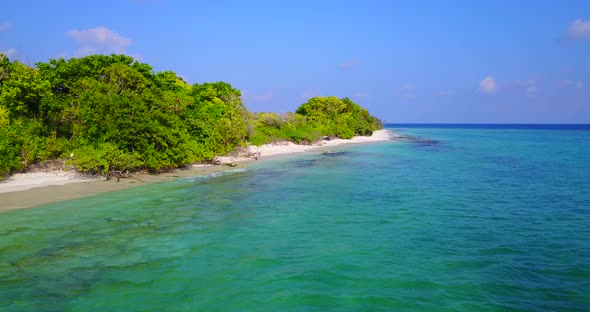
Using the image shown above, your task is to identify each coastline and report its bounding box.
[0,129,395,212]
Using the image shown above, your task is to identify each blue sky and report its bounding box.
[1,0,589,123]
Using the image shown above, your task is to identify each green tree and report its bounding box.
[0,60,51,120]
[68,63,195,171]
[295,96,381,139]
[183,82,248,158]
[0,53,382,179]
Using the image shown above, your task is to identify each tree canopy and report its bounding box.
[0,53,382,179]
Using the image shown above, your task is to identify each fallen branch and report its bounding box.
[106,169,143,182]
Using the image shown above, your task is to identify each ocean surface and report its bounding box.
[1,124,589,311]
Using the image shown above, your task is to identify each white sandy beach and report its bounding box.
[216,129,395,163]
[0,129,395,199]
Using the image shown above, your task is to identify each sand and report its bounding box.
[0,171,96,194]
[0,129,395,212]
[216,129,395,163]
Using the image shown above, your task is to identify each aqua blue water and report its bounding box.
[1,125,589,311]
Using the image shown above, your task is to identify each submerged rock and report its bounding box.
[321,151,350,157]
[397,135,440,146]
[413,138,440,146]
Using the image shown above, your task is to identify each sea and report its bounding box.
[1,124,589,311]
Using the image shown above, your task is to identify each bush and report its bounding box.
[70,143,142,175]
[0,125,23,179]
[295,96,382,138]
[37,133,70,162]
[247,97,381,146]
[1,54,383,179]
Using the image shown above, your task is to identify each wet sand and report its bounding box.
[0,165,234,212]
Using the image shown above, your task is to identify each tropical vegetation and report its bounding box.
[0,53,382,179]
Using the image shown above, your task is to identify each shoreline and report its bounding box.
[0,129,395,212]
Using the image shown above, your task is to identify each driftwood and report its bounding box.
[106,169,143,182]
[247,151,261,160]
[209,147,261,168]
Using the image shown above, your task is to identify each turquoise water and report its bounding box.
[1,125,590,311]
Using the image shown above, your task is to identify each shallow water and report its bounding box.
[1,125,589,311]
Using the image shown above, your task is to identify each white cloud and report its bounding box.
[557,79,584,89]
[526,83,537,97]
[512,79,538,96]
[130,54,143,62]
[68,26,131,56]
[0,48,17,58]
[566,19,590,40]
[479,76,497,94]
[73,47,98,57]
[0,22,12,32]
[339,59,360,70]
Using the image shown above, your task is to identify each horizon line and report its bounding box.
[383,122,590,125]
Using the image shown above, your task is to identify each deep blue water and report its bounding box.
[388,123,590,130]
[1,124,589,311]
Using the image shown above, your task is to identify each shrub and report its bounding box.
[70,143,142,175]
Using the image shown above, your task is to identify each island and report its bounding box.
[0,53,383,182]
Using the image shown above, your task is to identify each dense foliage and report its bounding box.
[0,53,381,179]
[247,96,382,145]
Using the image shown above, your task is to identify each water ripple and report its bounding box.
[1,127,590,310]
